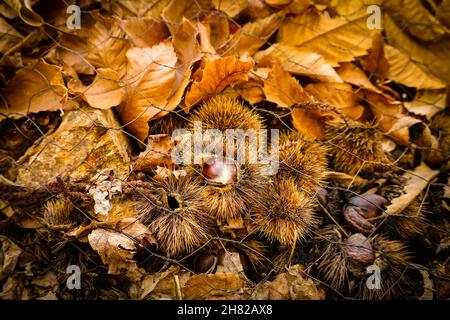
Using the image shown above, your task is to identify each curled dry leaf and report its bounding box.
[336,62,382,94]
[385,162,439,216]
[133,134,175,172]
[404,90,447,120]
[88,228,144,282]
[291,105,334,140]
[4,0,44,26]
[305,82,365,120]
[263,63,310,108]
[0,59,69,120]
[184,56,253,109]
[120,17,169,48]
[360,33,389,81]
[250,265,325,300]
[277,9,374,66]
[68,68,125,110]
[0,17,23,53]
[183,272,246,300]
[212,0,248,18]
[221,11,285,58]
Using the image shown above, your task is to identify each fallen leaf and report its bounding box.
[384,45,446,90]
[4,0,44,26]
[212,0,247,18]
[305,82,365,120]
[385,162,439,215]
[0,17,23,53]
[221,11,285,58]
[361,33,389,81]
[133,134,175,171]
[336,62,382,94]
[291,104,335,140]
[184,56,253,109]
[202,13,230,51]
[120,17,168,47]
[0,59,68,120]
[404,90,447,120]
[68,68,125,109]
[88,228,144,281]
[119,40,178,142]
[278,9,374,66]
[254,44,343,83]
[110,0,171,18]
[0,236,22,282]
[183,272,245,300]
[263,62,310,107]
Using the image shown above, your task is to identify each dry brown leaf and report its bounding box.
[4,0,44,26]
[221,11,285,58]
[436,0,450,28]
[87,14,130,77]
[88,228,144,282]
[133,134,175,171]
[263,63,310,107]
[361,33,389,81]
[254,44,343,83]
[385,162,439,215]
[0,17,23,53]
[68,68,125,110]
[404,90,447,120]
[184,56,253,109]
[384,0,449,42]
[245,0,272,19]
[110,0,172,18]
[306,82,365,120]
[384,45,446,90]
[0,59,68,120]
[384,14,450,84]
[291,107,333,140]
[233,79,265,104]
[161,0,213,35]
[278,9,374,66]
[202,13,230,51]
[212,0,247,18]
[183,272,245,300]
[120,17,168,47]
[336,62,382,94]
[250,265,325,300]
[119,40,178,142]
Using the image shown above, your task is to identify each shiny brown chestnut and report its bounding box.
[343,233,375,267]
[202,156,238,185]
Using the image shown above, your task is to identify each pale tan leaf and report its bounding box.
[183,273,245,300]
[254,44,343,83]
[384,0,449,42]
[212,0,247,18]
[88,228,144,281]
[120,17,168,47]
[245,0,272,19]
[277,10,374,66]
[184,56,253,109]
[4,0,44,26]
[119,40,178,142]
[0,17,23,53]
[404,90,447,120]
[0,59,68,120]
[384,45,446,90]
[263,63,309,107]
[222,11,285,58]
[305,82,365,120]
[68,68,124,110]
[385,162,439,215]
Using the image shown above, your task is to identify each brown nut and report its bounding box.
[344,206,376,235]
[343,233,375,266]
[194,253,217,273]
[347,193,387,218]
[202,157,238,185]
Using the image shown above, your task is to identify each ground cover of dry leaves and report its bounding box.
[0,0,449,300]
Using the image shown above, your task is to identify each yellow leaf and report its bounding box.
[68,68,124,110]
[254,43,343,82]
[221,11,285,58]
[278,10,374,66]
[263,63,310,107]
[336,62,382,94]
[384,44,446,90]
[212,0,248,18]
[184,56,253,109]
[0,59,68,120]
[119,40,178,143]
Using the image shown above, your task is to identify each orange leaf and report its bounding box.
[184,56,253,109]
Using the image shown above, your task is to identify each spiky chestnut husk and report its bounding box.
[278,132,328,194]
[147,111,187,135]
[314,226,413,299]
[43,198,78,230]
[251,177,319,246]
[137,174,213,257]
[324,118,390,175]
[383,199,428,240]
[189,95,264,131]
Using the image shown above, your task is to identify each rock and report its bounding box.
[15,107,130,187]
